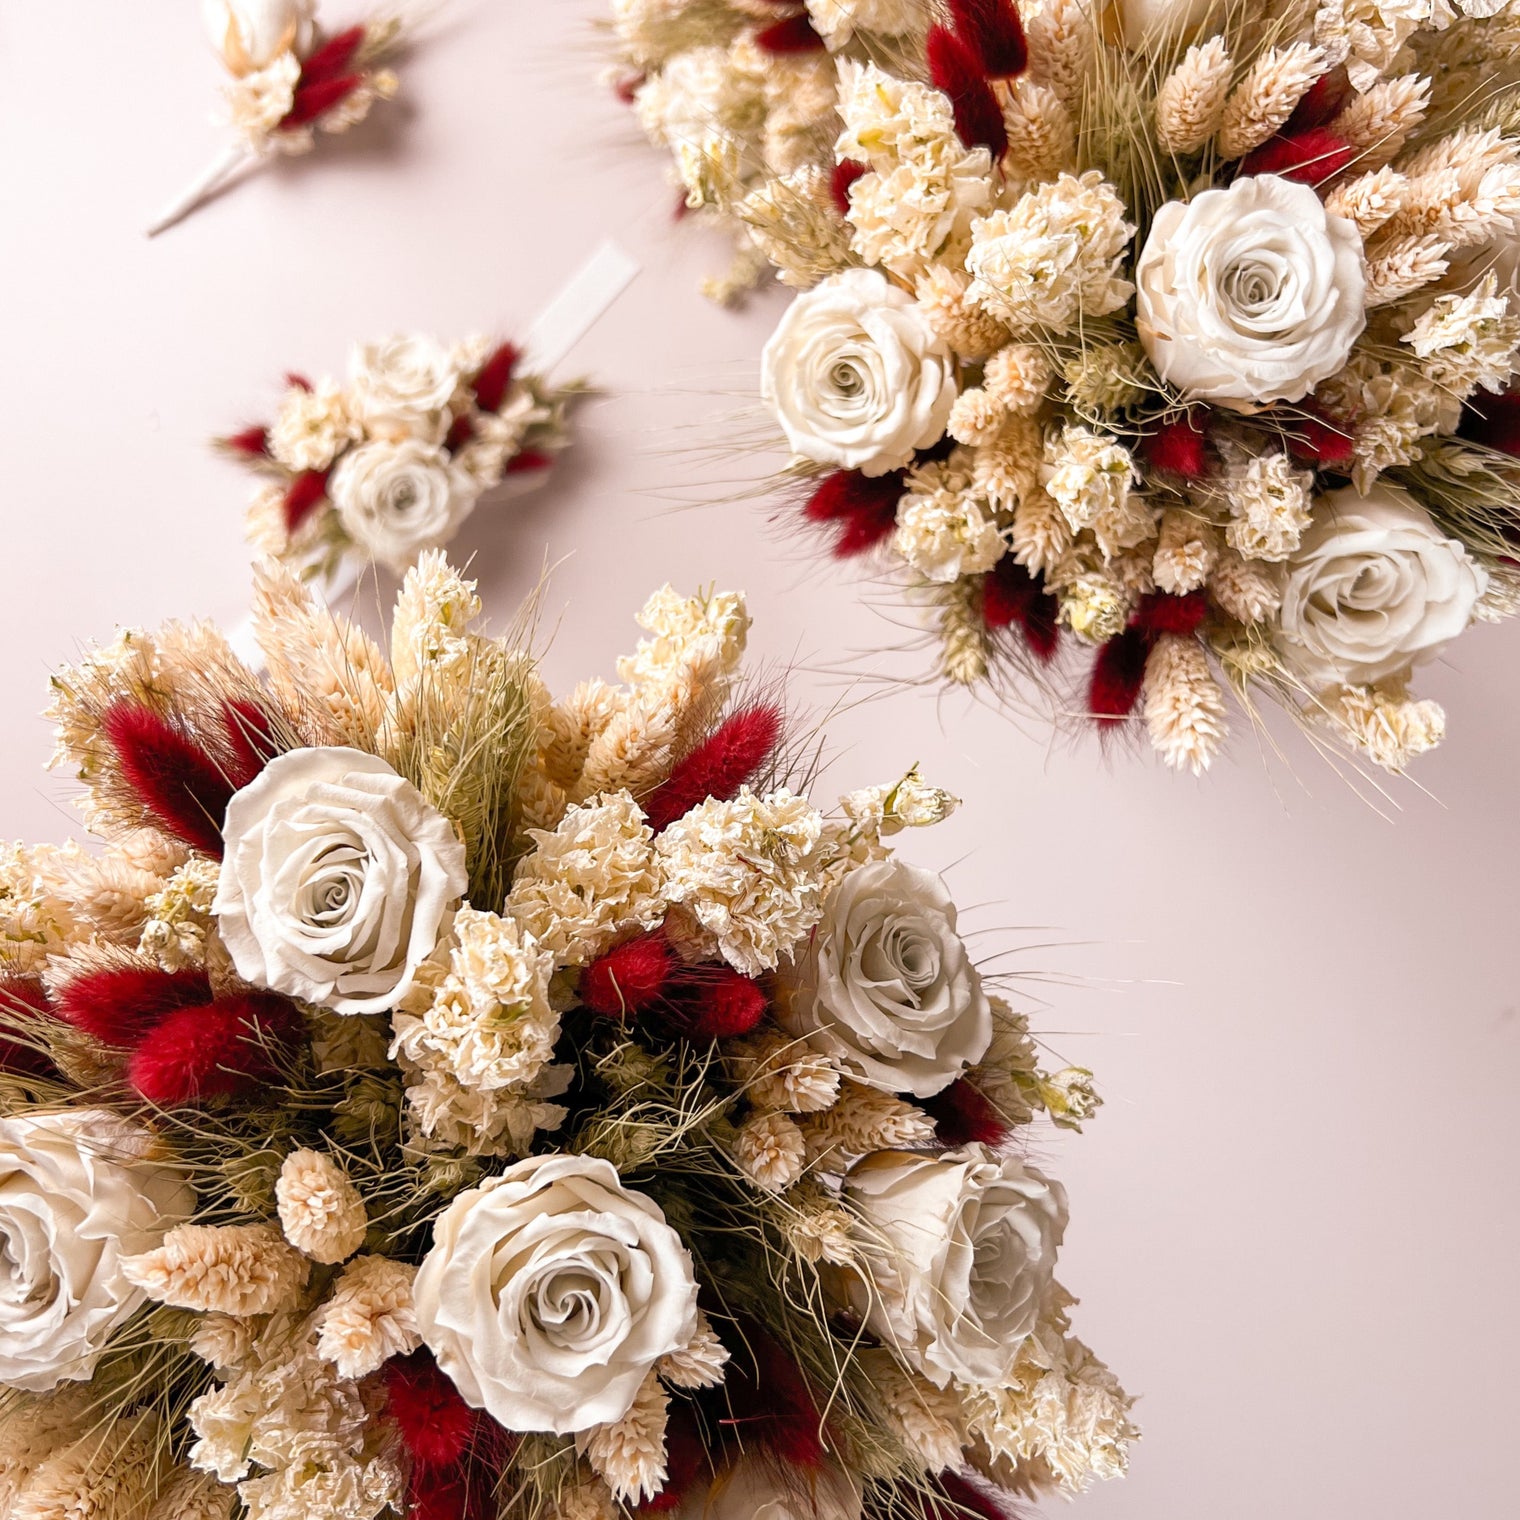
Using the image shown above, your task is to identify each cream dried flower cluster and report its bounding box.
[0,554,1129,1519]
[152,2,406,234]
[223,332,581,579]
[617,0,1520,776]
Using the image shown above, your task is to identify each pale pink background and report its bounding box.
[2,4,1518,1516]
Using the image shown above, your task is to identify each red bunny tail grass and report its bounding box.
[221,699,281,789]
[581,932,678,1017]
[755,13,826,52]
[948,0,1028,78]
[645,705,784,831]
[672,965,770,1040]
[1287,405,1357,468]
[298,25,367,86]
[830,159,868,216]
[504,448,556,475]
[128,993,302,1106]
[722,1319,827,1469]
[927,26,1008,159]
[54,965,212,1047]
[444,415,475,453]
[282,469,330,534]
[1135,589,1208,639]
[386,1350,482,1471]
[1088,628,1150,725]
[285,372,313,392]
[1144,411,1211,479]
[802,469,903,558]
[1241,127,1356,187]
[1285,63,1353,132]
[982,560,1061,663]
[281,74,364,130]
[221,426,269,458]
[471,342,521,414]
[101,701,237,857]
[0,977,61,1077]
[923,1078,1012,1148]
[1461,387,1520,458]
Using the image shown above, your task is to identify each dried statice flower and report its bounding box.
[1316,682,1447,772]
[1041,425,1151,560]
[315,1256,421,1379]
[1152,510,1219,595]
[1222,452,1316,563]
[893,452,1007,582]
[733,1110,808,1192]
[1402,274,1520,399]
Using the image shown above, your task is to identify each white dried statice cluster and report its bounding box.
[390,907,570,1157]
[505,791,665,964]
[188,1316,404,1520]
[836,61,995,278]
[965,173,1135,335]
[1041,425,1150,562]
[1220,452,1317,564]
[0,843,81,975]
[1402,274,1520,397]
[657,787,830,974]
[893,450,1007,582]
[314,1256,421,1379]
[275,1149,368,1265]
[138,856,222,971]
[1316,681,1448,771]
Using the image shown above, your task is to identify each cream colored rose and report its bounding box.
[679,1458,863,1520]
[782,859,992,1098]
[1136,174,1366,407]
[213,746,467,1016]
[203,0,315,73]
[348,334,463,436]
[0,1111,192,1392]
[1276,483,1488,688]
[413,1155,700,1434]
[845,1145,1066,1387]
[762,269,956,477]
[329,438,482,572]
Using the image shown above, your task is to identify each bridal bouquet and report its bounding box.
[152,2,408,234]
[0,555,1131,1519]
[221,334,580,580]
[615,0,1520,774]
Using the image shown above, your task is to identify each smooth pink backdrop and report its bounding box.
[1,4,1518,1516]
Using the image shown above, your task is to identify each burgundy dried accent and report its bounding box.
[614,72,646,106]
[223,426,270,457]
[471,342,521,414]
[1460,387,1520,458]
[1286,404,1357,468]
[284,372,314,393]
[128,992,302,1106]
[280,74,364,130]
[1241,127,1357,188]
[221,699,281,789]
[923,1077,1011,1148]
[54,965,212,1047]
[803,469,903,558]
[282,468,330,534]
[670,964,769,1040]
[1285,64,1354,132]
[637,1408,709,1513]
[927,25,1008,159]
[912,1471,1021,1520]
[444,415,475,453]
[385,1350,481,1471]
[0,977,60,1078]
[504,448,554,474]
[644,705,783,831]
[101,701,237,857]
[1143,411,1211,479]
[1135,589,1208,639]
[297,25,366,86]
[1088,627,1150,724]
[830,159,868,216]
[580,932,678,1017]
[754,13,826,52]
[720,1318,827,1468]
[982,559,1060,662]
[948,0,1028,78]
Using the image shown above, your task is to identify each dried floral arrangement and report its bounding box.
[613,0,1520,776]
[221,334,581,581]
[150,2,410,235]
[0,554,1132,1520]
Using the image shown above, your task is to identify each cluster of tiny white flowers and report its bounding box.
[1221,452,1316,563]
[893,452,1006,582]
[1041,425,1150,561]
